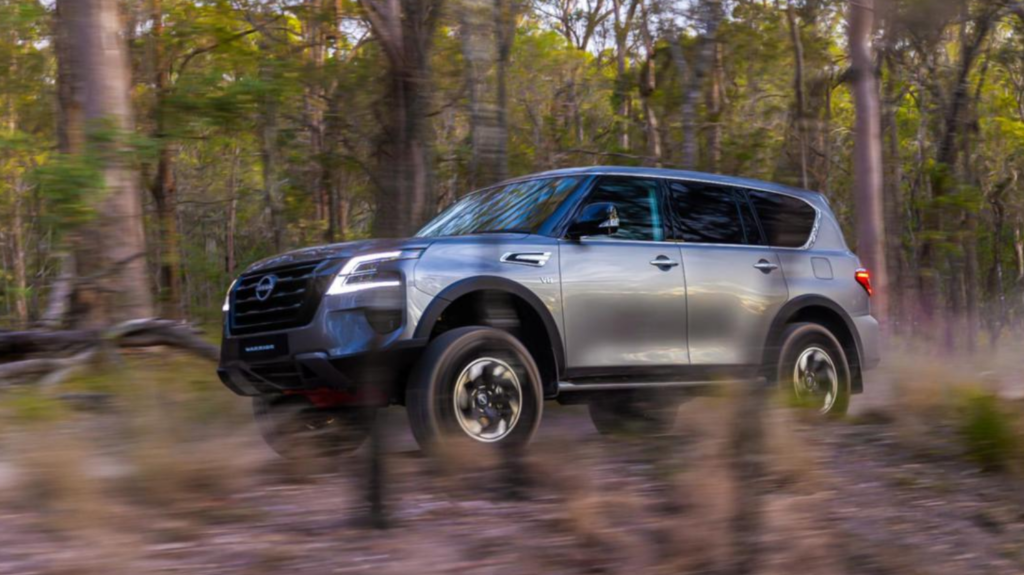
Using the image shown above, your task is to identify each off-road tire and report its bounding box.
[406,327,543,452]
[776,322,851,417]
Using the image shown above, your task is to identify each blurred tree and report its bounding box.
[357,0,445,237]
[56,0,153,328]
[848,0,888,331]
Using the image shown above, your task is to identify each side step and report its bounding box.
[557,379,758,393]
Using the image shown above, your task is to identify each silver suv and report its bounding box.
[217,167,880,456]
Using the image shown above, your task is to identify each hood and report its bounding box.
[244,237,434,274]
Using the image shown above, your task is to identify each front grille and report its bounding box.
[230,259,338,336]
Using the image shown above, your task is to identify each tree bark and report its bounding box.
[11,178,27,327]
[882,53,905,334]
[359,0,444,237]
[54,0,82,156]
[612,0,639,153]
[225,145,240,275]
[786,2,810,189]
[707,39,724,172]
[670,0,723,171]
[59,0,154,328]
[638,6,661,167]
[848,0,889,332]
[460,0,514,190]
[258,35,286,252]
[149,0,183,319]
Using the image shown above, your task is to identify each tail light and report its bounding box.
[855,268,873,297]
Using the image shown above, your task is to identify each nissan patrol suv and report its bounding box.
[217,167,880,457]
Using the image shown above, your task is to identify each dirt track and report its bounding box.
[1,358,1023,574]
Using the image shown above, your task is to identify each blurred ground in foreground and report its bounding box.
[1,346,1024,575]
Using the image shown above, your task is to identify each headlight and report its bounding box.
[326,250,423,295]
[222,279,237,312]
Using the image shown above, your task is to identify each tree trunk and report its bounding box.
[638,53,661,166]
[670,0,723,171]
[149,0,183,319]
[786,2,810,190]
[612,0,639,153]
[54,0,82,156]
[11,179,28,327]
[58,0,153,328]
[359,0,443,238]
[460,0,511,190]
[988,184,1008,346]
[225,145,240,275]
[848,0,888,332]
[882,55,905,334]
[304,0,329,227]
[707,39,724,172]
[638,7,661,167]
[258,36,286,252]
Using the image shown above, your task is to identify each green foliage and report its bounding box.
[956,391,1019,472]
[30,153,105,228]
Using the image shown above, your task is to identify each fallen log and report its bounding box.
[0,319,220,387]
[0,329,99,356]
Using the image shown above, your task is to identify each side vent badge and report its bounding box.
[500,252,552,267]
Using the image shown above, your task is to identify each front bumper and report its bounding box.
[217,339,426,403]
[217,270,426,403]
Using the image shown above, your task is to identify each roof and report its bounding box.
[508,166,825,203]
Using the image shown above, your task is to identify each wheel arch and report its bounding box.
[763,295,865,393]
[414,276,565,397]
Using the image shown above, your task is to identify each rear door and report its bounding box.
[665,181,789,366]
[559,176,689,371]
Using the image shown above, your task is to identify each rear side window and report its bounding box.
[666,182,751,245]
[748,191,817,248]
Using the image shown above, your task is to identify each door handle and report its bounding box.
[650,257,680,269]
[754,260,779,273]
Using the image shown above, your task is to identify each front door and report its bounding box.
[559,177,689,371]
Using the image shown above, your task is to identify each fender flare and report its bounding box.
[762,295,865,393]
[413,276,566,386]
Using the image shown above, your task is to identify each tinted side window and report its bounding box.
[748,191,817,248]
[583,178,664,241]
[667,182,747,245]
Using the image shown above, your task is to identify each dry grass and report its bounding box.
[1,344,1022,573]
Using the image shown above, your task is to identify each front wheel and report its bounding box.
[406,327,543,452]
[775,322,851,417]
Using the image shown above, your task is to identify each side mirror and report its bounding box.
[567,202,620,239]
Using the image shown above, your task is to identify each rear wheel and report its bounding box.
[406,327,543,452]
[775,322,851,416]
[252,395,375,459]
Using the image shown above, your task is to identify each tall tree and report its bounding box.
[358,0,445,237]
[149,0,183,319]
[637,2,661,166]
[461,0,521,190]
[610,0,640,153]
[849,0,888,330]
[58,0,153,327]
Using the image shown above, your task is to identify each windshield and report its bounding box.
[417,177,582,237]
